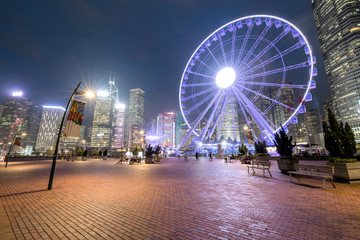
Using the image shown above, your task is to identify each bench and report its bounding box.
[116,157,129,165]
[247,160,272,178]
[129,157,142,165]
[288,164,336,189]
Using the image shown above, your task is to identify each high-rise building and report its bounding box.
[217,96,240,142]
[112,103,126,149]
[306,109,322,135]
[157,112,176,148]
[312,0,360,143]
[90,93,112,149]
[175,111,184,147]
[0,92,29,147]
[128,88,145,129]
[35,106,64,151]
[21,102,42,155]
[126,88,145,149]
[0,105,5,119]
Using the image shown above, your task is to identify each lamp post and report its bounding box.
[47,82,95,190]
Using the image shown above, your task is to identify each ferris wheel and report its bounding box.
[178,15,316,149]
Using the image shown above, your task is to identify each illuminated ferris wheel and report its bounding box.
[178,15,316,149]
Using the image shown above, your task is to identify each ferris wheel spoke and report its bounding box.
[242,81,309,89]
[243,42,302,75]
[178,91,222,149]
[206,46,222,68]
[230,94,238,141]
[196,59,217,72]
[241,61,310,81]
[230,29,237,65]
[199,92,224,141]
[188,71,216,79]
[235,84,295,110]
[182,82,214,87]
[218,34,228,65]
[206,94,229,140]
[234,25,253,67]
[182,87,217,101]
[245,28,291,69]
[185,91,218,115]
[233,88,275,142]
[237,24,272,69]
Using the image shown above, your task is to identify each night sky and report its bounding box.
[0,0,330,119]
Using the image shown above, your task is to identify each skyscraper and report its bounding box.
[35,106,64,151]
[112,103,126,149]
[0,92,28,147]
[90,93,112,149]
[128,88,145,129]
[157,112,176,148]
[312,0,360,143]
[126,88,145,148]
[21,102,42,155]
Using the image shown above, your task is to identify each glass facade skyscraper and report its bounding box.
[312,0,360,142]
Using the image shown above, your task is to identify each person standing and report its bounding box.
[209,152,213,161]
[184,152,188,161]
[195,151,199,160]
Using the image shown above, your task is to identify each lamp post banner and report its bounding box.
[64,100,85,138]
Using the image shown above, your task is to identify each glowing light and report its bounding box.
[12,91,23,97]
[85,91,96,98]
[43,106,66,111]
[243,125,249,131]
[97,90,109,97]
[115,103,125,109]
[222,141,226,145]
[146,136,160,140]
[216,67,236,88]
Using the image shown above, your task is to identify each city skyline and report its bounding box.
[0,1,330,118]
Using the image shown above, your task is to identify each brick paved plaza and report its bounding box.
[1,157,360,240]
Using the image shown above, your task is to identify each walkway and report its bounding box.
[0,157,359,239]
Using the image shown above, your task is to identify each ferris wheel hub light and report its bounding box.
[216,67,236,88]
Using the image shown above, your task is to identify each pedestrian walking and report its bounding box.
[209,152,213,161]
[184,152,188,161]
[195,151,199,160]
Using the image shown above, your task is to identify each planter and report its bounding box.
[82,157,87,161]
[145,157,153,164]
[327,162,360,183]
[103,156,107,160]
[255,155,270,161]
[77,156,82,160]
[277,158,299,173]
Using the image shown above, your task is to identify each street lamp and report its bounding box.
[47,82,95,190]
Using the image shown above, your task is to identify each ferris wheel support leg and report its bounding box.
[177,91,221,150]
[233,88,275,144]
[206,95,229,140]
[199,93,223,141]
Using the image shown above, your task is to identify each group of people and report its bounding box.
[181,151,214,161]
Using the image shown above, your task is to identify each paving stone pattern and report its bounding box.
[0,157,360,239]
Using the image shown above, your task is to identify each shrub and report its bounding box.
[103,149,108,156]
[154,145,161,155]
[132,144,140,156]
[274,126,294,157]
[254,140,268,154]
[83,149,88,157]
[77,148,83,157]
[238,141,248,155]
[145,144,154,158]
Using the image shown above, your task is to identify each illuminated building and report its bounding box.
[175,111,184,147]
[126,88,145,148]
[128,88,145,129]
[112,103,126,149]
[217,97,240,142]
[312,0,360,143]
[90,91,112,149]
[21,102,42,155]
[35,106,65,151]
[0,92,28,147]
[157,112,175,148]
